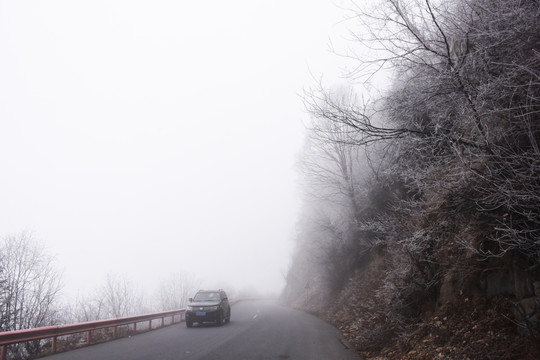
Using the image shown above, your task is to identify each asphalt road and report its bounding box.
[45,299,360,360]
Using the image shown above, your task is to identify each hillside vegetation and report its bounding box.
[282,1,540,358]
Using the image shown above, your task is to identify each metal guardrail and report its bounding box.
[0,308,186,360]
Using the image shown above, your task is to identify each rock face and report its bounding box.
[512,281,540,336]
[476,253,540,337]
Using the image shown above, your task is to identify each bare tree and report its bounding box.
[0,233,63,357]
[155,272,201,311]
[70,293,106,322]
[99,274,146,318]
[292,93,413,298]
[296,104,368,288]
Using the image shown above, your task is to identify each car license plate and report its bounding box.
[196,311,206,316]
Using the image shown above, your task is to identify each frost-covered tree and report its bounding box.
[306,0,540,259]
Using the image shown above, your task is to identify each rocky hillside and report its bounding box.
[282,1,540,358]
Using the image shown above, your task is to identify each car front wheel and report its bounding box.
[216,311,224,326]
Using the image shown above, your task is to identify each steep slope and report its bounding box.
[283,0,540,358]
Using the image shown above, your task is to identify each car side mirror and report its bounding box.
[188,298,193,303]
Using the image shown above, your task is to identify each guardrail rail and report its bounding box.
[0,308,186,360]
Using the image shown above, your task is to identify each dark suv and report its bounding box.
[185,289,231,328]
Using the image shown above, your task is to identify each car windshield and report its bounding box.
[193,292,220,302]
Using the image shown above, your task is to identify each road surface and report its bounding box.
[45,299,360,360]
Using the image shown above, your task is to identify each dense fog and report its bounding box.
[0,0,354,308]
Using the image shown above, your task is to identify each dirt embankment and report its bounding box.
[311,253,540,360]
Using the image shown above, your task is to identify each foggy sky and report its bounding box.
[0,0,352,300]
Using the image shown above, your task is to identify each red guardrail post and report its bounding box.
[86,330,91,345]
[52,336,57,353]
[1,344,6,360]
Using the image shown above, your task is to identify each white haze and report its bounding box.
[0,0,354,300]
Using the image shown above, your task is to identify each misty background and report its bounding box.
[0,1,354,299]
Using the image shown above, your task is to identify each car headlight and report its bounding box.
[186,306,193,311]
[207,306,219,311]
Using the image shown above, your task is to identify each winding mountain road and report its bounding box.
[45,299,360,360]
